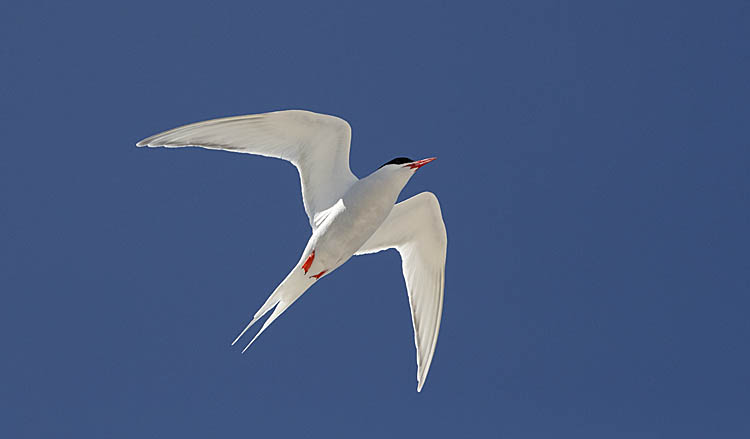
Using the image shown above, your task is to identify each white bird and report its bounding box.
[137,110,447,391]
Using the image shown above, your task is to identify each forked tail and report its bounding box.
[231,267,315,352]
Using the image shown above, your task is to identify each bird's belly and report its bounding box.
[312,198,393,270]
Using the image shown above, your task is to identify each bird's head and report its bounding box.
[377,156,437,174]
[371,157,437,194]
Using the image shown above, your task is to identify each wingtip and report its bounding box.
[136,135,158,147]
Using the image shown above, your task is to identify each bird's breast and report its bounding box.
[311,180,400,269]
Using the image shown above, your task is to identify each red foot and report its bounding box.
[311,270,327,280]
[301,250,315,274]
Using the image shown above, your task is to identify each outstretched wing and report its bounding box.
[355,192,447,392]
[137,110,358,227]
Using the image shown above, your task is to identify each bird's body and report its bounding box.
[309,164,410,271]
[137,110,446,391]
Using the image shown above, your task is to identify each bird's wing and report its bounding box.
[355,192,447,392]
[137,110,357,227]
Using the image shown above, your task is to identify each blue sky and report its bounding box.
[2,1,749,437]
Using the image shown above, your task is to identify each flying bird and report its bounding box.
[137,110,447,391]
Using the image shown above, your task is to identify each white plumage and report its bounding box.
[137,110,447,392]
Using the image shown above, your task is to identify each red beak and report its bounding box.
[405,157,437,170]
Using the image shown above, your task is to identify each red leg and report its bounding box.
[301,250,315,274]
[311,270,327,280]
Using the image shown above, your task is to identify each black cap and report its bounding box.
[378,157,414,169]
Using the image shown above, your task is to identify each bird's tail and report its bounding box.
[231,267,315,352]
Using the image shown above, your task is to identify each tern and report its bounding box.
[137,110,447,391]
